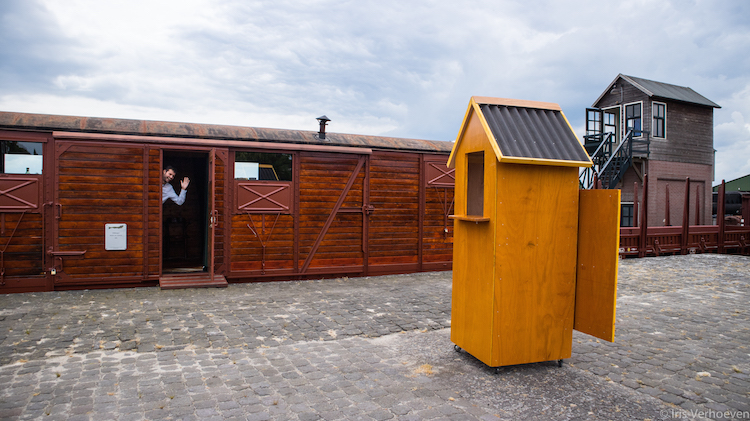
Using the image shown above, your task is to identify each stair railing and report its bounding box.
[580,132,614,189]
[580,129,650,189]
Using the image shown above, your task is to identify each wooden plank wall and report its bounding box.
[1,143,453,290]
[56,143,147,284]
[228,150,453,280]
[230,214,294,272]
[0,212,43,277]
[493,164,579,366]
[147,148,160,277]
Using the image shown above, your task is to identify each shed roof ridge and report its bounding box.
[620,74,655,97]
[471,96,561,111]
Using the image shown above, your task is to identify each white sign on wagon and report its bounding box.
[105,224,127,251]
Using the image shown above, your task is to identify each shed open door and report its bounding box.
[574,189,620,342]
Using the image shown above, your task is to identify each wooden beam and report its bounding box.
[718,180,726,254]
[638,174,649,258]
[681,178,690,254]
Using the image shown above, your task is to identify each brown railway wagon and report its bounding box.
[0,112,455,293]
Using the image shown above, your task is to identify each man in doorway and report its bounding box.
[162,165,190,205]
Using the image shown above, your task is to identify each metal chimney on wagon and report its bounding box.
[316,115,330,140]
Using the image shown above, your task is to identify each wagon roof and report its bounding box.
[447,96,592,168]
[0,111,452,153]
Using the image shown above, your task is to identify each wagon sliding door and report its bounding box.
[298,152,368,276]
[0,176,45,289]
[230,150,294,276]
[51,141,154,287]
[0,131,48,292]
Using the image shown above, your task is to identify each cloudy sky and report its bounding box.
[1,0,749,184]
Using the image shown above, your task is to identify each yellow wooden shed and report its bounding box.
[448,96,621,368]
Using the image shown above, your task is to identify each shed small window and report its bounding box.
[1,141,43,174]
[653,102,666,138]
[235,152,292,181]
[466,151,484,216]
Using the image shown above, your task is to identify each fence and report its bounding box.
[619,176,749,258]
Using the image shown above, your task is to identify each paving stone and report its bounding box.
[659,392,685,405]
[0,255,747,420]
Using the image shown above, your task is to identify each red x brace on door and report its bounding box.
[425,161,455,188]
[0,177,40,211]
[237,181,293,213]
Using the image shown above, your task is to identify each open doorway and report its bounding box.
[162,151,209,273]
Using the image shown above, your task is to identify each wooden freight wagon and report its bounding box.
[0,112,455,294]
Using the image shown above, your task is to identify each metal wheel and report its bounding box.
[557,359,563,367]
[453,344,461,352]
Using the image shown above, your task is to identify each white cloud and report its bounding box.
[714,84,750,183]
[1,0,749,181]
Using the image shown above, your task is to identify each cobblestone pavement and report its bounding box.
[0,254,747,420]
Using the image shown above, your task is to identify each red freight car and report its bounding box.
[0,112,455,293]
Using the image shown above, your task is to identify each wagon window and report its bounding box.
[235,152,292,181]
[234,151,294,214]
[1,141,43,174]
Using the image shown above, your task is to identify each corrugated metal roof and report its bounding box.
[478,102,591,164]
[0,111,452,153]
[447,97,591,169]
[621,75,721,108]
[594,74,720,108]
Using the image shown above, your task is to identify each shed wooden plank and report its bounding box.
[492,164,579,366]
[574,189,621,342]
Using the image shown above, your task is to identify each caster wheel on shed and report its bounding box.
[557,359,564,367]
[453,344,461,352]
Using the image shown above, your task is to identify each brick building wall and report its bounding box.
[619,160,712,226]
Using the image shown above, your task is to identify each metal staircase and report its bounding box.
[580,129,650,189]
